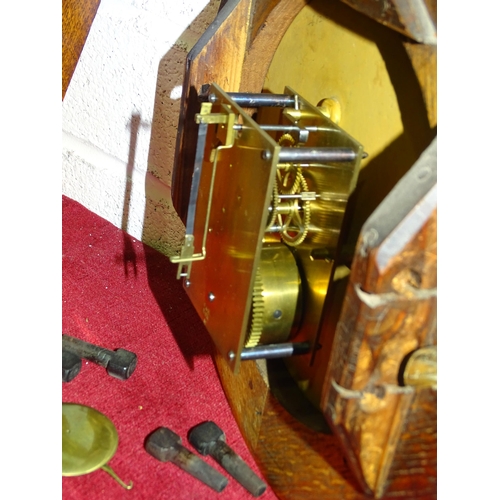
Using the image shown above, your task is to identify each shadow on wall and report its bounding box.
[121,112,149,278]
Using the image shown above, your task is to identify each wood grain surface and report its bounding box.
[322,207,436,497]
[241,0,307,93]
[340,0,436,43]
[62,0,101,100]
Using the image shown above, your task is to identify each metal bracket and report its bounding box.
[170,102,236,279]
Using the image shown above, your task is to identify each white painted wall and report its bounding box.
[62,0,221,256]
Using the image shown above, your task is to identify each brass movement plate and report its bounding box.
[183,84,279,373]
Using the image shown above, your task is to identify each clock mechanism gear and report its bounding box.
[265,133,312,245]
[245,243,302,348]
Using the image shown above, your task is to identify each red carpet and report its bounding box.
[62,195,278,500]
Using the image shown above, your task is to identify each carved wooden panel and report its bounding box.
[322,139,437,497]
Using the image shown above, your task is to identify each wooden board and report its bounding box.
[322,139,437,497]
[172,0,254,223]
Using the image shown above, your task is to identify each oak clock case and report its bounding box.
[170,1,437,499]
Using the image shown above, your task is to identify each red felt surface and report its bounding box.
[62,196,279,500]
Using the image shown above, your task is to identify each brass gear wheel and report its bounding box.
[246,267,265,348]
[276,164,304,194]
[265,182,280,232]
[276,169,311,246]
[265,133,312,245]
[245,243,301,348]
[278,132,295,147]
[276,133,301,195]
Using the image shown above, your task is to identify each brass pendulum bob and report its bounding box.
[62,403,133,490]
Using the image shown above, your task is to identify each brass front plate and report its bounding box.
[184,85,279,373]
[62,403,119,477]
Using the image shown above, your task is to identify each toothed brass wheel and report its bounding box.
[265,182,280,231]
[276,169,311,246]
[278,132,296,147]
[246,267,265,348]
[266,162,312,246]
[276,164,303,194]
[245,243,301,348]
